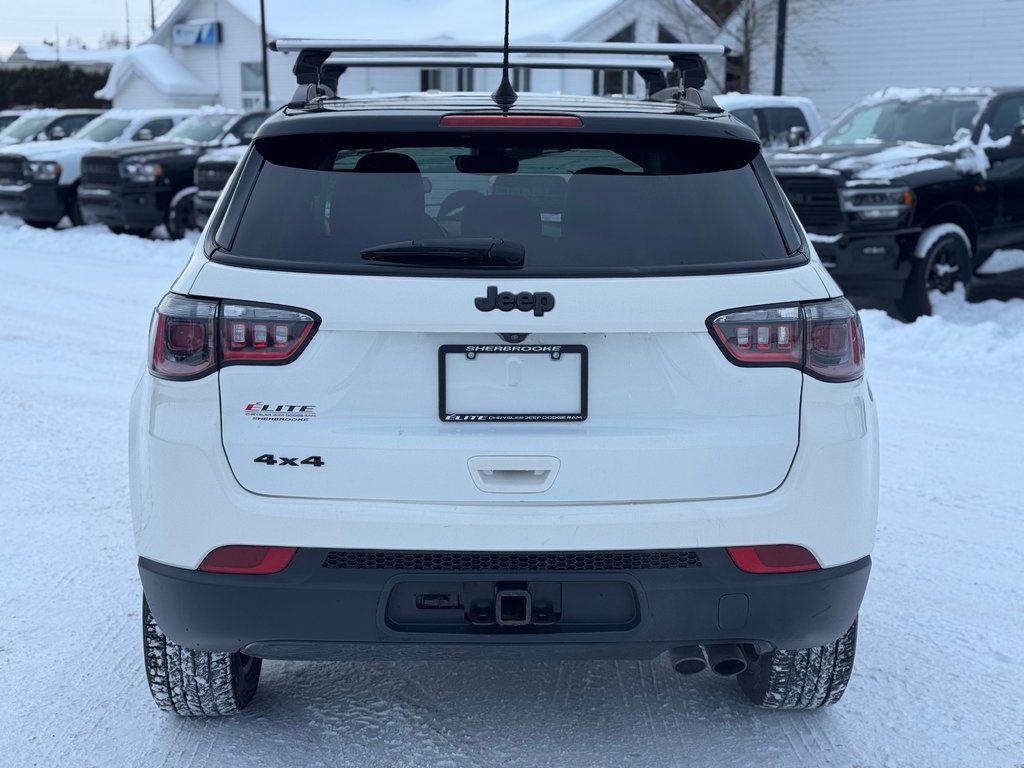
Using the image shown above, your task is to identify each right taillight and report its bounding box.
[150,294,319,380]
[709,297,865,382]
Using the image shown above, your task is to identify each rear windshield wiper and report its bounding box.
[360,238,525,268]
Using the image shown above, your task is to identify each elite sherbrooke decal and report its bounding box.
[244,403,317,422]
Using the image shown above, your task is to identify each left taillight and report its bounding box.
[149,294,318,380]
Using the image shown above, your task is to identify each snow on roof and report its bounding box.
[96,44,217,101]
[715,92,818,110]
[861,86,998,104]
[88,107,198,120]
[227,0,625,42]
[9,43,128,65]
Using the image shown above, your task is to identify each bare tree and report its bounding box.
[98,30,129,49]
[656,0,832,93]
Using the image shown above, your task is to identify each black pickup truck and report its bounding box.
[78,110,269,238]
[768,88,1024,319]
[191,144,247,229]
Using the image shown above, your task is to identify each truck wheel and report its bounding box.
[895,225,971,321]
[166,189,196,240]
[110,225,153,237]
[737,619,857,709]
[24,219,59,229]
[143,596,261,716]
[67,186,87,227]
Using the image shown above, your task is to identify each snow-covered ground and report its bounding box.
[1,215,1022,767]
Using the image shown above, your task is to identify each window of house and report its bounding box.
[420,69,443,91]
[657,24,680,43]
[456,68,475,92]
[593,24,636,96]
[241,62,264,109]
[512,67,532,91]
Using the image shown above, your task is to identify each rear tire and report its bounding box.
[143,596,261,716]
[67,187,86,227]
[894,226,971,321]
[737,619,858,709]
[24,219,58,229]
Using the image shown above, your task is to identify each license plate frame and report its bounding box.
[438,344,588,422]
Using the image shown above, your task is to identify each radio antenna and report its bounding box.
[490,0,518,110]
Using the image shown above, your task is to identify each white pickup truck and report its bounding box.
[0,109,193,228]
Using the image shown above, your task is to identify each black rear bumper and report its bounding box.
[140,549,870,661]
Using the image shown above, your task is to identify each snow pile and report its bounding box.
[862,286,1024,370]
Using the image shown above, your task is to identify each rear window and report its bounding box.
[218,132,803,276]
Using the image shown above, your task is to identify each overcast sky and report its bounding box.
[0,0,168,57]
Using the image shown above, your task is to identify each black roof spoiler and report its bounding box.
[269,39,728,111]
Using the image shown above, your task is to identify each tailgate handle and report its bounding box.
[468,456,560,493]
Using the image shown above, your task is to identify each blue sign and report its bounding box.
[173,21,222,46]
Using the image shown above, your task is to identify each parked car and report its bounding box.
[0,110,27,133]
[192,144,247,229]
[78,109,270,238]
[768,87,1024,319]
[716,93,823,147]
[0,109,194,228]
[132,40,877,716]
[0,108,104,147]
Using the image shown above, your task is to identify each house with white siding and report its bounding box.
[737,0,1024,121]
[97,0,725,110]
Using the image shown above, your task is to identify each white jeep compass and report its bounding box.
[130,39,878,716]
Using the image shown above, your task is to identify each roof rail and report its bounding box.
[269,39,728,109]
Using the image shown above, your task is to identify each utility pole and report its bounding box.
[259,0,270,109]
[125,0,132,48]
[151,0,156,32]
[773,0,788,95]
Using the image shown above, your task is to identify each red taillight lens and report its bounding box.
[150,295,217,379]
[727,545,820,574]
[709,297,865,382]
[439,114,583,128]
[149,295,319,379]
[219,303,316,364]
[198,545,297,574]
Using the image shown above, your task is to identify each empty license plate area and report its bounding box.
[439,344,587,422]
[386,580,638,632]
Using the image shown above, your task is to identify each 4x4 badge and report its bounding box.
[474,286,555,317]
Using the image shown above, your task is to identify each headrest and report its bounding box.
[354,152,421,174]
[571,166,626,176]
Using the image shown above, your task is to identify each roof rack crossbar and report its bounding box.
[317,55,691,70]
[269,40,726,57]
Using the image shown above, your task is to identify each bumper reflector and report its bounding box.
[727,545,820,574]
[198,545,297,574]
